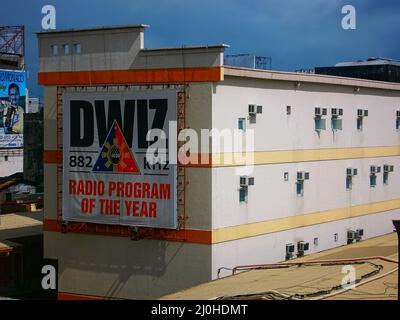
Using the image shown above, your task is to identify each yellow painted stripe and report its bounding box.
[209,145,400,167]
[212,198,400,243]
[205,145,400,167]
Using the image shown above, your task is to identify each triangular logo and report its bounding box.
[93,120,140,174]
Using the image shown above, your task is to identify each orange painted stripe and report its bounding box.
[44,150,62,164]
[43,219,212,244]
[43,219,62,232]
[58,292,104,300]
[38,67,223,86]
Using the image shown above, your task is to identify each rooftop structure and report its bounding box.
[315,57,400,83]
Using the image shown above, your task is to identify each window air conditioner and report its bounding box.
[240,176,255,187]
[297,241,310,252]
[248,104,256,116]
[370,166,381,174]
[384,165,394,172]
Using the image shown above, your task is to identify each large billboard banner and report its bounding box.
[62,89,177,229]
[0,70,26,148]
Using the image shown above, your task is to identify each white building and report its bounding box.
[38,25,400,299]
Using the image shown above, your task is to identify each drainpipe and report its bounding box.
[393,220,400,301]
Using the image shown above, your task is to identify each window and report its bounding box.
[370,174,377,187]
[383,165,394,185]
[286,105,291,115]
[357,109,368,131]
[315,117,326,131]
[284,172,289,181]
[346,175,352,190]
[314,237,319,246]
[62,44,70,55]
[238,118,246,131]
[397,117,400,130]
[383,172,389,185]
[239,187,247,203]
[334,233,339,242]
[51,44,58,56]
[74,43,81,54]
[4,155,8,161]
[332,118,342,131]
[357,117,363,130]
[296,180,304,196]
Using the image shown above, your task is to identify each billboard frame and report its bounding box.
[55,84,188,240]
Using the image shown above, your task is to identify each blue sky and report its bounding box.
[3,0,400,98]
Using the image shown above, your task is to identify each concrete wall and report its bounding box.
[44,232,211,299]
[208,76,400,280]
[38,27,144,72]
[43,83,215,298]
[185,83,213,229]
[38,27,224,73]
[212,209,399,279]
[212,156,400,229]
[213,77,400,151]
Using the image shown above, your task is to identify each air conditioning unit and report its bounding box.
[248,177,255,186]
[297,241,310,252]
[240,176,248,187]
[370,166,381,174]
[286,243,295,254]
[297,172,310,180]
[347,168,358,176]
[384,165,394,172]
[315,108,327,116]
[347,230,356,243]
[331,108,343,117]
[240,176,255,187]
[248,104,256,116]
[285,243,295,260]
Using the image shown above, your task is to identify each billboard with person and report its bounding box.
[0,70,26,148]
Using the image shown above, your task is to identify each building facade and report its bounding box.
[38,25,400,299]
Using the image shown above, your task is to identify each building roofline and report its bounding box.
[224,66,400,91]
[142,44,230,52]
[36,24,149,35]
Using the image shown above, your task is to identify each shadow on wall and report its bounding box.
[55,238,203,299]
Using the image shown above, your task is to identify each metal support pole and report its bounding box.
[393,220,400,301]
